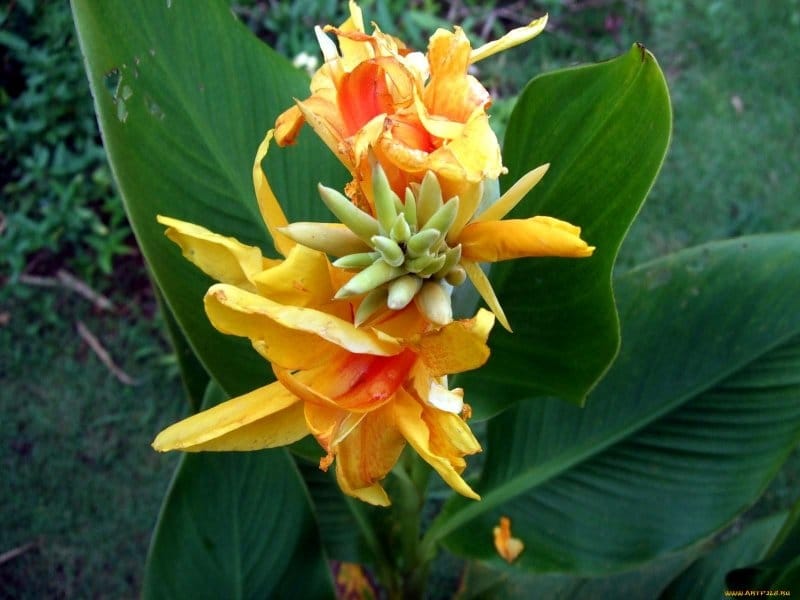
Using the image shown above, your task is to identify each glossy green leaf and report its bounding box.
[460,44,671,412]
[431,233,800,573]
[72,0,347,399]
[143,382,334,599]
[661,513,786,599]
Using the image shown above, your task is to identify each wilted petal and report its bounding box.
[335,404,406,506]
[152,382,306,451]
[493,516,525,563]
[394,388,479,500]
[470,15,548,63]
[414,308,494,376]
[460,216,595,262]
[157,216,277,290]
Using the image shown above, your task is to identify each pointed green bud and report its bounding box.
[318,184,379,243]
[423,196,459,236]
[415,281,452,326]
[403,188,417,230]
[406,228,441,257]
[390,214,412,244]
[406,254,436,274]
[333,251,381,269]
[355,288,388,326]
[335,260,405,298]
[279,222,371,257]
[417,171,443,226]
[387,275,423,310]
[371,161,398,235]
[371,235,405,267]
[445,265,466,286]
[436,244,462,277]
[418,253,447,278]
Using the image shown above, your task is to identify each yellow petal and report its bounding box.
[470,15,548,64]
[472,164,550,223]
[460,216,595,262]
[205,284,400,370]
[157,215,276,290]
[394,388,480,500]
[253,130,295,257]
[414,309,495,376]
[462,260,511,332]
[422,400,482,457]
[251,244,336,308]
[152,382,306,451]
[335,404,406,507]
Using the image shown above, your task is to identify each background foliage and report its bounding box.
[1,0,799,596]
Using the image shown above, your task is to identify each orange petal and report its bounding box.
[152,382,307,451]
[414,309,494,376]
[393,388,480,500]
[335,404,406,506]
[253,131,295,257]
[274,104,305,146]
[493,516,524,563]
[460,216,595,262]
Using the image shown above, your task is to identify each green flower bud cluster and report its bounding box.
[279,163,467,326]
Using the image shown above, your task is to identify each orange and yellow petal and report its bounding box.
[394,388,480,500]
[204,283,400,370]
[152,381,307,451]
[251,244,337,308]
[493,516,525,563]
[157,216,277,290]
[414,309,494,376]
[335,403,406,506]
[460,216,595,262]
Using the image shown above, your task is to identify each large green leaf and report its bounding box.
[661,513,786,599]
[430,233,800,573]
[143,383,334,599]
[459,44,671,412]
[72,0,347,398]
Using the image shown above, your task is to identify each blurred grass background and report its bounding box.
[1,0,799,596]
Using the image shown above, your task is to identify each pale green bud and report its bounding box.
[387,275,423,310]
[406,254,436,274]
[333,252,381,269]
[418,253,447,278]
[415,281,452,326]
[445,264,467,286]
[335,260,405,298]
[371,162,398,235]
[417,170,443,225]
[403,188,417,230]
[436,244,462,277]
[423,196,459,235]
[318,184,379,243]
[354,288,387,326]
[406,228,440,257]
[279,222,371,257]
[371,235,405,268]
[390,214,412,243]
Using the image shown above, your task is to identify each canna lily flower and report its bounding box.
[275,0,548,229]
[152,134,492,506]
[281,156,595,331]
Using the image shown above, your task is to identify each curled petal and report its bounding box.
[253,131,295,257]
[414,308,494,376]
[493,517,525,563]
[335,404,406,506]
[156,216,277,290]
[205,284,400,370]
[470,15,548,64]
[394,388,480,500]
[152,382,307,451]
[460,216,595,262]
[252,244,338,308]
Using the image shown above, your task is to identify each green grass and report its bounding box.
[0,292,183,598]
[1,0,799,596]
